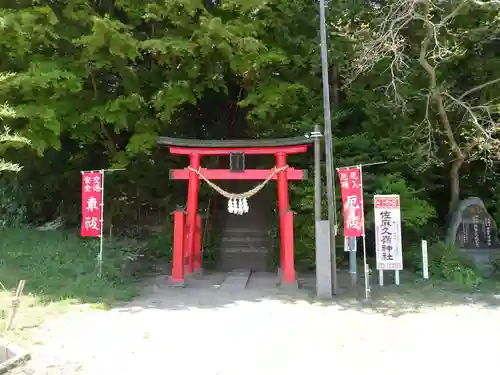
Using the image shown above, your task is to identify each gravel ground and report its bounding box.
[8,273,500,375]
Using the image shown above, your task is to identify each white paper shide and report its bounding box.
[374,195,403,270]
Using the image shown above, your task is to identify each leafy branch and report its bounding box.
[348,0,500,211]
[0,106,31,172]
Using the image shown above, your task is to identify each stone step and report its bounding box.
[222,227,270,235]
[221,234,269,241]
[221,234,269,239]
[217,252,271,272]
[220,246,270,254]
[219,269,251,290]
[221,236,270,245]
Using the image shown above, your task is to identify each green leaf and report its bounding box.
[126,133,158,155]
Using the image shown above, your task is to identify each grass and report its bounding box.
[0,227,139,344]
[369,276,500,314]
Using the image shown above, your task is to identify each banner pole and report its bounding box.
[98,169,105,278]
[359,164,369,299]
[349,236,357,286]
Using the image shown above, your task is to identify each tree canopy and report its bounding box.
[0,0,499,267]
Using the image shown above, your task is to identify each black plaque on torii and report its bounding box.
[229,152,245,173]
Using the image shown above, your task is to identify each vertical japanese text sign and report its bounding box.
[81,171,103,237]
[337,167,364,237]
[374,195,403,270]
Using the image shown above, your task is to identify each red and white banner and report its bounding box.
[374,195,403,270]
[81,171,103,237]
[338,166,364,237]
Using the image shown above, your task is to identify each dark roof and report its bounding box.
[157,136,314,148]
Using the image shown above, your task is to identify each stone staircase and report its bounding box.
[216,182,274,272]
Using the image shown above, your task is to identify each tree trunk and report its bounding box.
[448,157,464,215]
[418,0,466,216]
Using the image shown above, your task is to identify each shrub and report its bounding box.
[0,179,28,228]
[404,241,483,288]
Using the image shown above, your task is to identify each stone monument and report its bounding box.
[447,197,500,273]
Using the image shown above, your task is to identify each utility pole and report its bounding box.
[311,126,333,299]
[318,0,338,295]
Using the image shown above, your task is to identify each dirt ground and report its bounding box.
[4,272,500,375]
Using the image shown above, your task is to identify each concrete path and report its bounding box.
[11,272,500,374]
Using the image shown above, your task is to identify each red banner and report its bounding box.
[338,167,364,237]
[81,171,103,237]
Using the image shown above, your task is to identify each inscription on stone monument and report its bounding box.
[455,204,498,249]
[447,197,500,273]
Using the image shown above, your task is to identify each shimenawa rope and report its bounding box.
[187,165,289,200]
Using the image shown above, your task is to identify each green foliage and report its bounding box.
[146,230,173,261]
[0,179,27,227]
[491,258,500,275]
[0,228,138,304]
[405,241,483,288]
[0,100,31,172]
[0,0,498,282]
[372,173,436,230]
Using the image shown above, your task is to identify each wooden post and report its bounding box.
[276,152,289,275]
[281,210,296,284]
[185,154,201,275]
[6,280,26,331]
[193,214,203,274]
[169,210,185,286]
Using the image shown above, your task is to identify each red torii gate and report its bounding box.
[157,136,313,286]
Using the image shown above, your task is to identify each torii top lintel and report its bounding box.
[157,136,313,156]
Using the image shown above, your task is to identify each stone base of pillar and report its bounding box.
[166,276,186,288]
